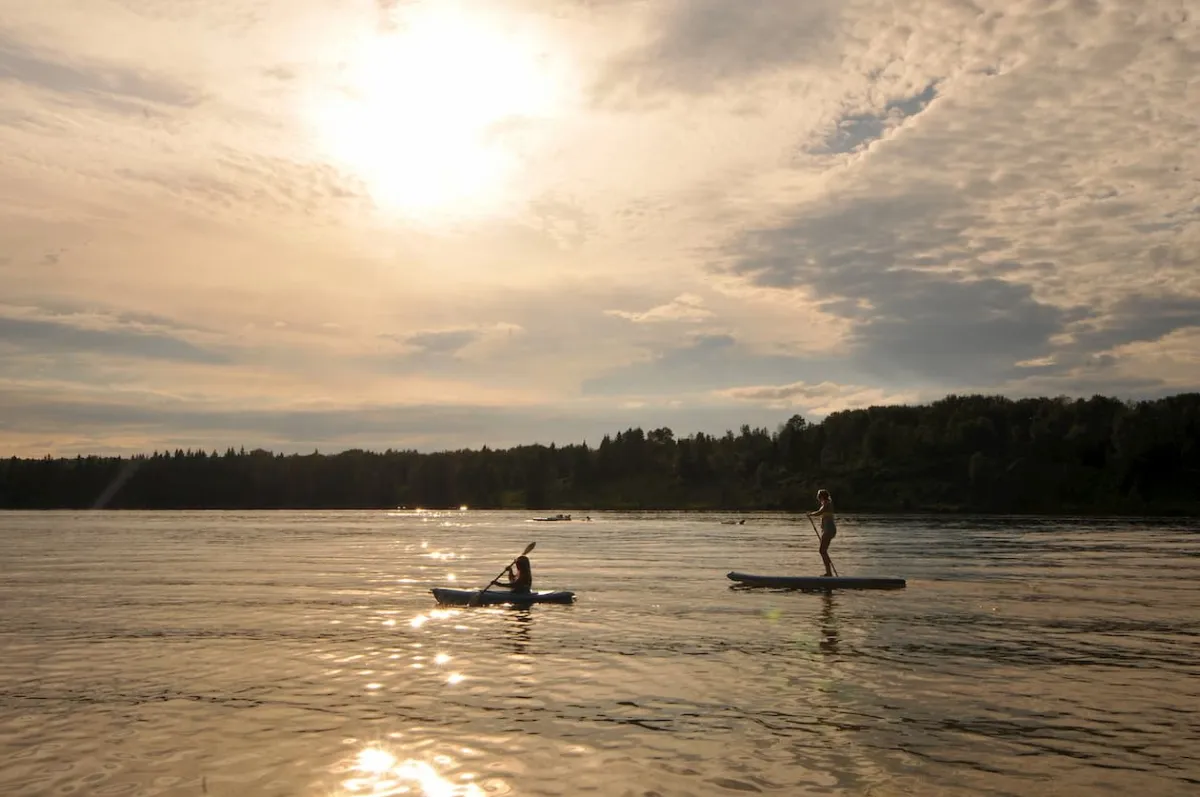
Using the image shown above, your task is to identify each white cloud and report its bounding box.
[717,381,922,416]
[605,293,713,323]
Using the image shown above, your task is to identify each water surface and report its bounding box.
[1,510,1197,796]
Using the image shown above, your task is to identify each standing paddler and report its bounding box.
[806,489,838,577]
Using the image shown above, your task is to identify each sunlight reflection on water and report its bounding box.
[337,747,487,797]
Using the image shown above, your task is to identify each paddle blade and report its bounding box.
[523,541,536,555]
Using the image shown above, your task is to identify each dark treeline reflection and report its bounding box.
[3,393,1198,514]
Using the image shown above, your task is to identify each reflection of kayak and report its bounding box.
[430,588,576,606]
[727,572,906,590]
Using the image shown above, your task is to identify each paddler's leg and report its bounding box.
[819,528,835,577]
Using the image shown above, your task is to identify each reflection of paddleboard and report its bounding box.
[430,588,576,606]
[726,571,906,590]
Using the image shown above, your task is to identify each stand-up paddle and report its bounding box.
[807,516,839,577]
[468,542,536,607]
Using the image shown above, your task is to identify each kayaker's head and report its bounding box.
[513,555,531,576]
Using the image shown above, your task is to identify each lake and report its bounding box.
[1,510,1197,796]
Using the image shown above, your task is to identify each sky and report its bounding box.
[1,0,1198,457]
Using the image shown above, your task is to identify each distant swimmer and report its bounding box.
[806,489,837,577]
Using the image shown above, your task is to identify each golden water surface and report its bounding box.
[0,510,1197,796]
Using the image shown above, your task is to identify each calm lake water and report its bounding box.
[1,510,1198,796]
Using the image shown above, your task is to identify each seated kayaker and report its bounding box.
[496,555,532,594]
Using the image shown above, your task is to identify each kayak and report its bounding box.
[430,587,576,606]
[727,571,906,590]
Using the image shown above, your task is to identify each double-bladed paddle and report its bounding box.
[807,515,839,577]
[468,541,536,607]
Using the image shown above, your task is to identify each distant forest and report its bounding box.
[2,393,1198,514]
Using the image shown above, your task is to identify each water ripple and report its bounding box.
[1,511,1198,796]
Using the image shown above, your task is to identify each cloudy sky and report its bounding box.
[1,0,1198,456]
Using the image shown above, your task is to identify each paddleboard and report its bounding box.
[727,571,906,590]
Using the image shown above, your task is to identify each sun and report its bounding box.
[306,3,572,221]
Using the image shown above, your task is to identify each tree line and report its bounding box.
[2,393,1198,514]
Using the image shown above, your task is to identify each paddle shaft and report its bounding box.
[469,542,536,606]
[808,515,839,577]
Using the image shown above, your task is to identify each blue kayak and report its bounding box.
[430,587,576,606]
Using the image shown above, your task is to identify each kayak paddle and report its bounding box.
[468,541,536,607]
[807,515,839,577]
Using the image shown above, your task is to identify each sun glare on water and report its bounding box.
[340,746,486,796]
[308,3,573,221]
